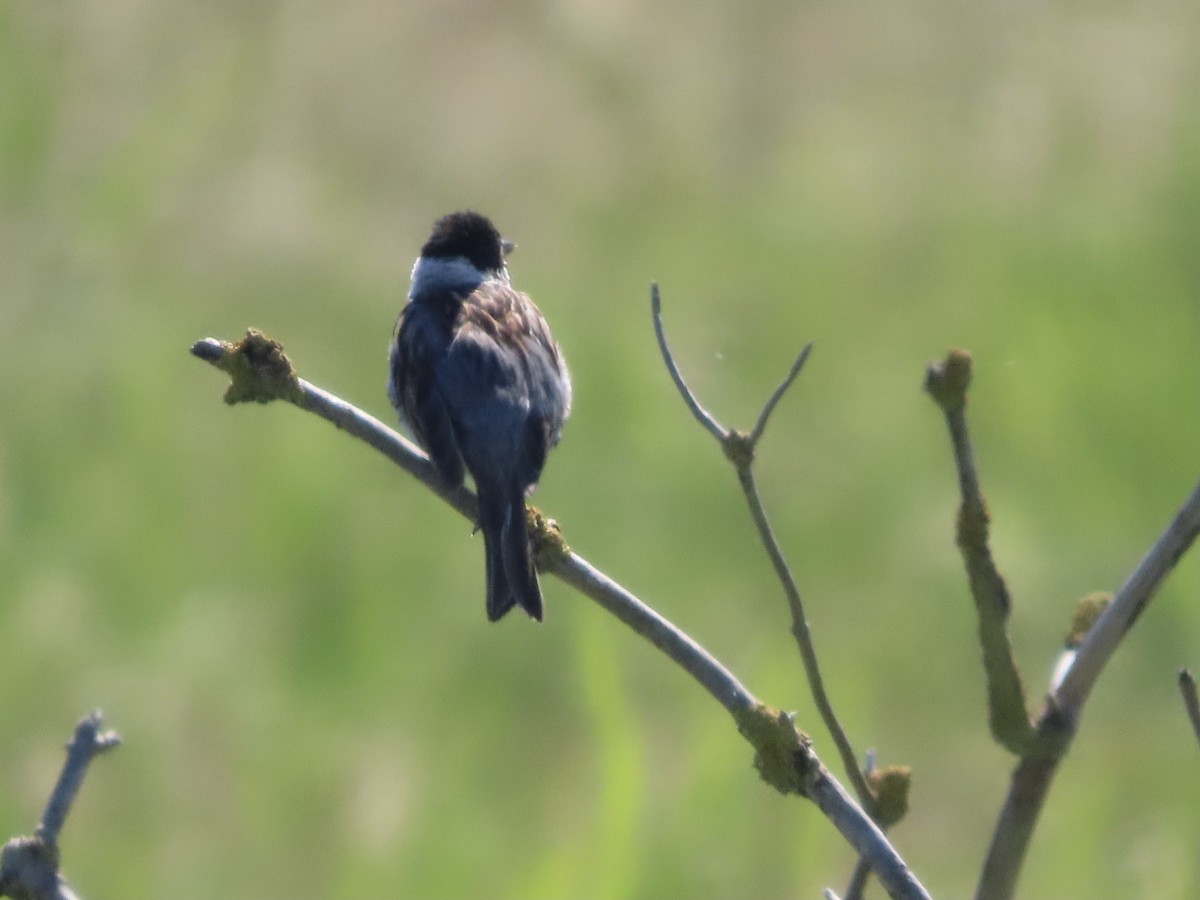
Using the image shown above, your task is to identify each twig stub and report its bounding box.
[868,765,912,828]
[722,430,756,468]
[734,703,813,797]
[0,711,120,900]
[190,330,302,406]
[527,508,570,570]
[37,711,121,847]
[1063,593,1112,648]
[924,348,972,412]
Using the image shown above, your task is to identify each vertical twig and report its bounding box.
[36,712,122,846]
[925,351,1033,752]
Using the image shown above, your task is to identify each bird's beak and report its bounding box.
[501,238,517,257]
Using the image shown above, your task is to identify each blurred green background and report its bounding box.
[1,1,1198,897]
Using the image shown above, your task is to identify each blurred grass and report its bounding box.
[1,0,1198,897]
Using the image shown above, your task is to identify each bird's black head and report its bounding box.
[421,211,507,274]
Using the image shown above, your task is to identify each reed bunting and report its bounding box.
[389,211,571,621]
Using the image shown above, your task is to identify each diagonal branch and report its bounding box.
[1052,478,1200,715]
[650,287,877,814]
[191,330,932,900]
[925,350,1033,754]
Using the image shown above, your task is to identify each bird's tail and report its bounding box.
[480,486,544,622]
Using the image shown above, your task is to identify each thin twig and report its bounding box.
[843,751,875,900]
[191,329,933,900]
[843,858,871,900]
[737,464,874,808]
[750,343,814,446]
[1179,669,1200,749]
[651,290,874,810]
[843,760,910,899]
[925,350,1033,754]
[650,283,727,443]
[0,711,120,900]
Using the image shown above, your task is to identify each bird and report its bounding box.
[388,211,572,622]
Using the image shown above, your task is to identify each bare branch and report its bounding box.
[192,329,933,900]
[1179,669,1200,749]
[925,350,1033,754]
[934,344,1200,899]
[551,551,758,716]
[0,711,120,900]
[649,290,875,812]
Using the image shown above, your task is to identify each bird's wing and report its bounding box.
[392,304,466,486]
[436,282,566,487]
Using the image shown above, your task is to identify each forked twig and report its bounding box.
[925,349,1200,900]
[650,285,875,812]
[978,476,1200,900]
